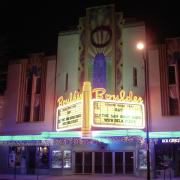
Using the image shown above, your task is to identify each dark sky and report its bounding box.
[0,0,180,59]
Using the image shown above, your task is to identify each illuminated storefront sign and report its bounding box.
[92,99,144,129]
[56,82,145,136]
[56,101,83,131]
[162,138,180,143]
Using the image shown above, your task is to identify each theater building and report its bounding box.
[53,4,147,176]
[0,4,180,178]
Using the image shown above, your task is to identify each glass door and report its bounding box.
[94,152,103,173]
[74,151,134,175]
[27,146,36,174]
[84,152,92,173]
[75,152,83,173]
[125,152,134,174]
[115,152,123,174]
[104,152,112,174]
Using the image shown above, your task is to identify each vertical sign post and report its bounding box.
[82,81,92,138]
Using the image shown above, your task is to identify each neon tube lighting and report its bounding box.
[0,135,45,141]
[41,131,81,138]
[1,131,180,141]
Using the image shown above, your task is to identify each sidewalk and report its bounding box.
[0,175,143,180]
[0,174,180,180]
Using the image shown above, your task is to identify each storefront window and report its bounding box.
[37,146,49,169]
[63,150,72,168]
[8,146,25,168]
[52,150,63,168]
[51,150,72,169]
[155,144,174,170]
[139,149,147,169]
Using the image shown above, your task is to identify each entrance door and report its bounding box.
[104,152,112,174]
[75,152,93,174]
[27,146,36,174]
[115,152,123,174]
[125,152,134,174]
[94,152,103,173]
[84,152,92,173]
[75,152,83,173]
[74,151,134,175]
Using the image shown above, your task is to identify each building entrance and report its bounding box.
[74,151,134,175]
[155,143,180,177]
[27,146,36,174]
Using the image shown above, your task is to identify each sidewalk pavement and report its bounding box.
[0,174,180,180]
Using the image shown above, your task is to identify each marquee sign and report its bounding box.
[56,101,83,131]
[56,82,145,137]
[92,99,144,129]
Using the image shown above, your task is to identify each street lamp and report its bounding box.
[136,41,151,180]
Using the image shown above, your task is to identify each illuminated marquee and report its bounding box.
[92,99,144,129]
[56,82,145,135]
[91,88,144,129]
[56,100,83,131]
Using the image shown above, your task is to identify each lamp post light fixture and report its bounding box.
[136,42,151,180]
[136,42,145,50]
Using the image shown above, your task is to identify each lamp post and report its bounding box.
[136,42,151,180]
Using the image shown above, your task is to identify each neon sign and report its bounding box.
[92,88,143,103]
[57,91,82,106]
[56,82,145,137]
[162,138,180,143]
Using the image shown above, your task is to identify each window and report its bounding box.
[8,146,25,168]
[37,146,49,169]
[65,73,68,92]
[93,53,106,88]
[63,150,72,168]
[27,77,32,94]
[138,149,147,170]
[168,66,176,85]
[168,65,179,115]
[169,97,179,115]
[133,67,137,87]
[24,70,41,122]
[52,150,63,168]
[36,77,41,94]
[51,150,72,169]
[17,54,46,123]
[159,40,180,116]
[155,144,173,171]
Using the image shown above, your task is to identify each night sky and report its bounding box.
[0,0,180,94]
[0,0,180,59]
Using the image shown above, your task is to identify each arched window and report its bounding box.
[93,53,106,88]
